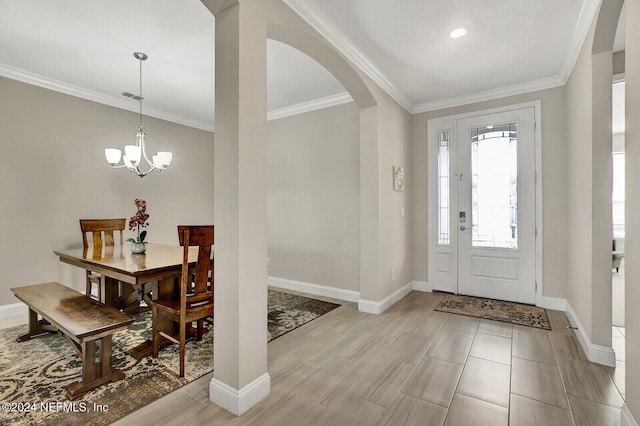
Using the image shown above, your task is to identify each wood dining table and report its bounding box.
[54,242,198,359]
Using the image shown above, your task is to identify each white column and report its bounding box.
[358,105,384,309]
[202,0,269,415]
[624,0,640,422]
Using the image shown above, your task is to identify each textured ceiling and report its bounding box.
[297,0,587,109]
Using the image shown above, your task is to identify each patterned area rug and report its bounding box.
[267,290,340,341]
[434,294,551,330]
[0,289,339,426]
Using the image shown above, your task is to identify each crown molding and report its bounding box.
[0,63,215,132]
[267,92,352,121]
[283,0,600,116]
[282,0,413,112]
[412,75,565,114]
[558,0,602,83]
[2,0,602,129]
[1,62,355,131]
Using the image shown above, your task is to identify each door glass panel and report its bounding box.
[471,123,518,248]
[437,132,450,245]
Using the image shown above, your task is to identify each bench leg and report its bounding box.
[16,308,57,342]
[66,335,125,400]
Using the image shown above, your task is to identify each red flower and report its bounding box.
[127,198,150,243]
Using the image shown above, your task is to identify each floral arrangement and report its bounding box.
[127,198,150,244]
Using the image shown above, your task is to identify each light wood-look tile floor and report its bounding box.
[106,290,623,425]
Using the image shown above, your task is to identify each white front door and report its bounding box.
[428,105,537,304]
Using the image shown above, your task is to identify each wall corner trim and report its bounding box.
[411,281,431,292]
[358,281,413,314]
[564,301,617,367]
[622,404,639,426]
[209,373,270,416]
[538,296,567,311]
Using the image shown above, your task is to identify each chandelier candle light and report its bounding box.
[105,52,172,178]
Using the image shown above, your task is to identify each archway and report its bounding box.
[201,0,384,415]
[589,0,624,357]
[266,23,384,303]
[266,38,361,299]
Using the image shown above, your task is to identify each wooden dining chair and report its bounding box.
[79,218,126,303]
[150,225,214,377]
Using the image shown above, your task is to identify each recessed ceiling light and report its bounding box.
[450,28,467,39]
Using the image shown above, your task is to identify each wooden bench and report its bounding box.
[11,282,134,400]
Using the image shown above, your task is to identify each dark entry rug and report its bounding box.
[434,294,551,330]
[0,289,340,426]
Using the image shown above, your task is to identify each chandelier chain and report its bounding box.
[139,57,142,129]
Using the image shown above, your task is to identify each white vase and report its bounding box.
[131,242,147,254]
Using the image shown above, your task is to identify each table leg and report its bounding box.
[120,282,139,313]
[157,276,177,299]
[130,307,175,360]
[103,276,121,308]
[103,276,145,313]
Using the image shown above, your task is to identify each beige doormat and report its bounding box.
[434,294,551,330]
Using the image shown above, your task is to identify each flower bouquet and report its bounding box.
[128,198,149,253]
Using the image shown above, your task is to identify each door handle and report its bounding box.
[459,225,466,231]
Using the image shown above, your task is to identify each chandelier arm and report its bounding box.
[140,141,156,169]
[127,161,157,177]
[129,166,145,177]
[105,51,171,178]
[139,164,158,175]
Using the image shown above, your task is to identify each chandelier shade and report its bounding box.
[105,52,172,177]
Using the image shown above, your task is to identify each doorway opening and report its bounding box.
[611,79,625,374]
[428,102,540,305]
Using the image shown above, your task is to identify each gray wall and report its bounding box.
[0,73,411,309]
[0,76,215,307]
[564,16,609,345]
[267,102,360,291]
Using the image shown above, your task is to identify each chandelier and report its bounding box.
[105,52,172,178]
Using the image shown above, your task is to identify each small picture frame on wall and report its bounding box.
[393,166,404,191]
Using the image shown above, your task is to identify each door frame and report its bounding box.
[427,101,543,305]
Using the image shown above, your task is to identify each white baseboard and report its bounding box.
[268,277,429,313]
[564,301,616,367]
[0,302,28,321]
[538,296,567,311]
[622,404,639,426]
[209,373,270,416]
[537,296,616,367]
[411,280,430,292]
[267,276,360,303]
[358,281,413,314]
